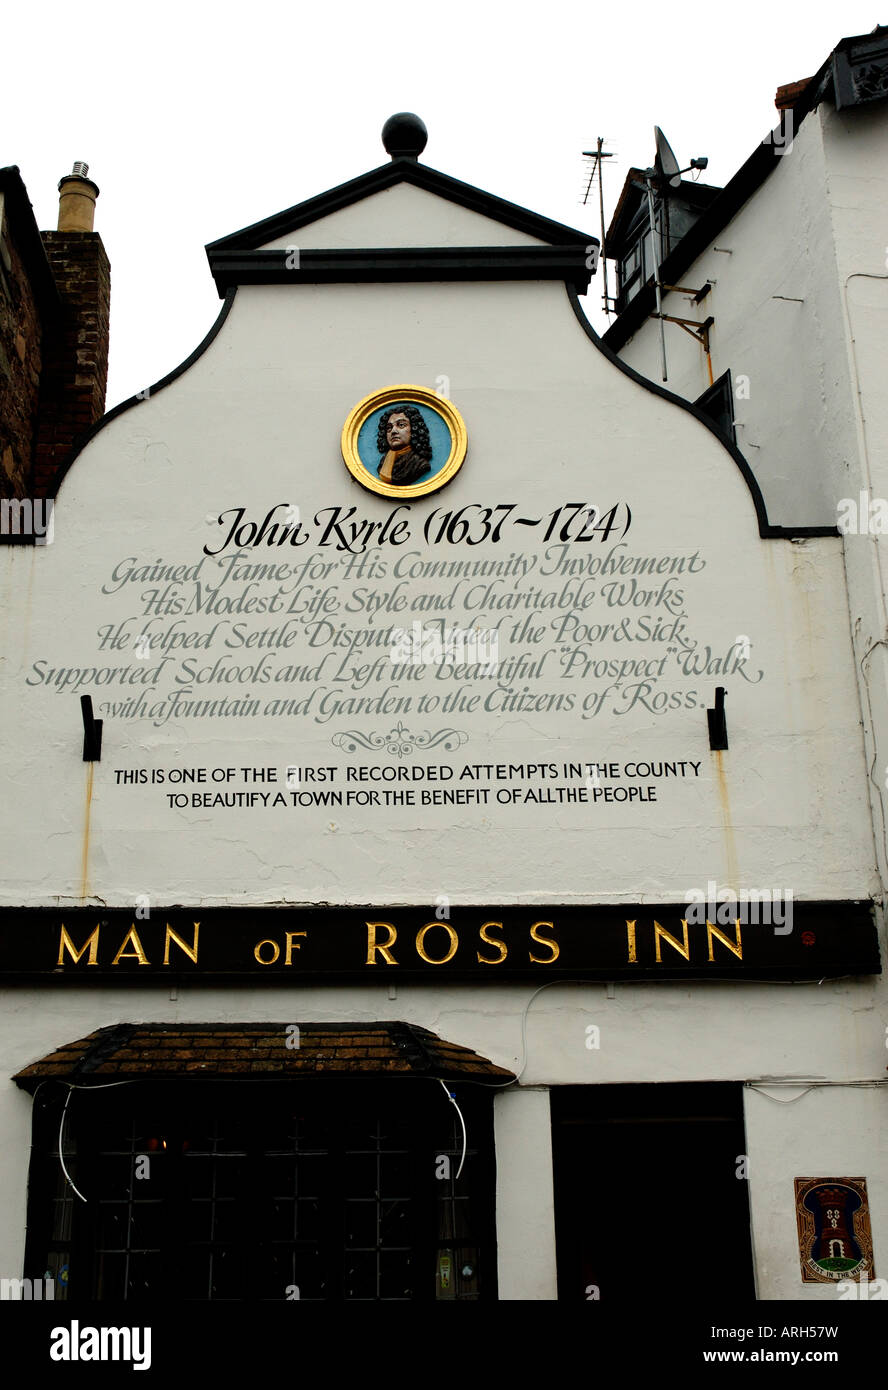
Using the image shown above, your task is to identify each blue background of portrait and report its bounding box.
[357,401,452,481]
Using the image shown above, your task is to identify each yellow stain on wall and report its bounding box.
[81,761,95,899]
[713,748,739,888]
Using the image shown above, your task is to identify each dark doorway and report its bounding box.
[24,1079,496,1302]
[551,1083,755,1302]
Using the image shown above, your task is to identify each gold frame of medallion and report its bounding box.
[340,384,468,499]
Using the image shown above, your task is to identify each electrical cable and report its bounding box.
[746,1077,888,1104]
[58,1087,87,1203]
[437,1078,467,1179]
[62,1080,136,1090]
[55,1080,135,1203]
[841,270,888,886]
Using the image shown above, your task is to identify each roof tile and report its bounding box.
[13,1021,514,1085]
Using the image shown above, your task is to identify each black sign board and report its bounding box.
[0,903,879,982]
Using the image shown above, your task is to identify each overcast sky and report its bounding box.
[5,1,881,408]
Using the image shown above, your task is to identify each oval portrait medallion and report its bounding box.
[341,385,467,499]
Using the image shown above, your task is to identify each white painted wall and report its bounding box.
[604,98,888,1301]
[258,180,551,249]
[745,1082,888,1300]
[0,269,877,907]
[821,100,888,899]
[494,1087,557,1299]
[610,98,888,907]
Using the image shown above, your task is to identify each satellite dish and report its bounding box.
[654,126,682,188]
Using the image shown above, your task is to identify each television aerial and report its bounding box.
[580,137,615,317]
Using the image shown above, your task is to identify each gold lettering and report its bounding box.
[529,920,559,964]
[706,918,743,961]
[57,924,100,966]
[477,921,507,965]
[626,920,637,963]
[654,920,690,963]
[254,938,280,964]
[111,926,149,966]
[415,922,458,965]
[366,921,398,965]
[163,922,200,965]
[285,931,307,965]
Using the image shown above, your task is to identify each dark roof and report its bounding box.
[13,1022,516,1087]
[603,24,888,352]
[208,156,593,253]
[205,155,597,297]
[0,166,60,319]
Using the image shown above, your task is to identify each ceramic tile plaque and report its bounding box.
[794,1177,874,1283]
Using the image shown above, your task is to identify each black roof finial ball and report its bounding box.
[382,113,428,160]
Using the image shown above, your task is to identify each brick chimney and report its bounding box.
[775,77,813,110]
[33,163,110,496]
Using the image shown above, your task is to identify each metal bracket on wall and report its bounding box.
[653,312,715,352]
[707,686,728,751]
[661,282,712,303]
[80,695,103,762]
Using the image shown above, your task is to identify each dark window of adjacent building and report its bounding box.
[611,182,722,316]
[551,1083,755,1302]
[618,206,661,309]
[618,232,646,306]
[24,1079,496,1302]
[695,371,736,444]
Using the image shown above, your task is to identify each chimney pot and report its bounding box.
[57,165,100,232]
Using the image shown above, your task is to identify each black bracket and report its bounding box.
[654,312,715,352]
[707,686,728,750]
[81,695,103,762]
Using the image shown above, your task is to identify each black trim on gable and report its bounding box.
[568,286,838,541]
[696,370,736,445]
[206,157,594,253]
[207,245,593,297]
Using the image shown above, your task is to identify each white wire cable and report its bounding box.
[472,979,597,1089]
[64,1081,136,1090]
[58,1087,87,1203]
[437,1078,467,1179]
[746,1078,888,1104]
[55,1080,135,1204]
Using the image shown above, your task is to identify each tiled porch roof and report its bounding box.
[13,1021,515,1087]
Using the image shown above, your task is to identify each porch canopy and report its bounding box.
[13,1021,516,1088]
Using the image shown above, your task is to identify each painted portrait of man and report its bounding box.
[375,404,433,486]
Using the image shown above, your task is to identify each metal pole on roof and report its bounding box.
[644,172,668,382]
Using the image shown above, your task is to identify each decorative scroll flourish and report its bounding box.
[854,62,888,102]
[331,722,469,758]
